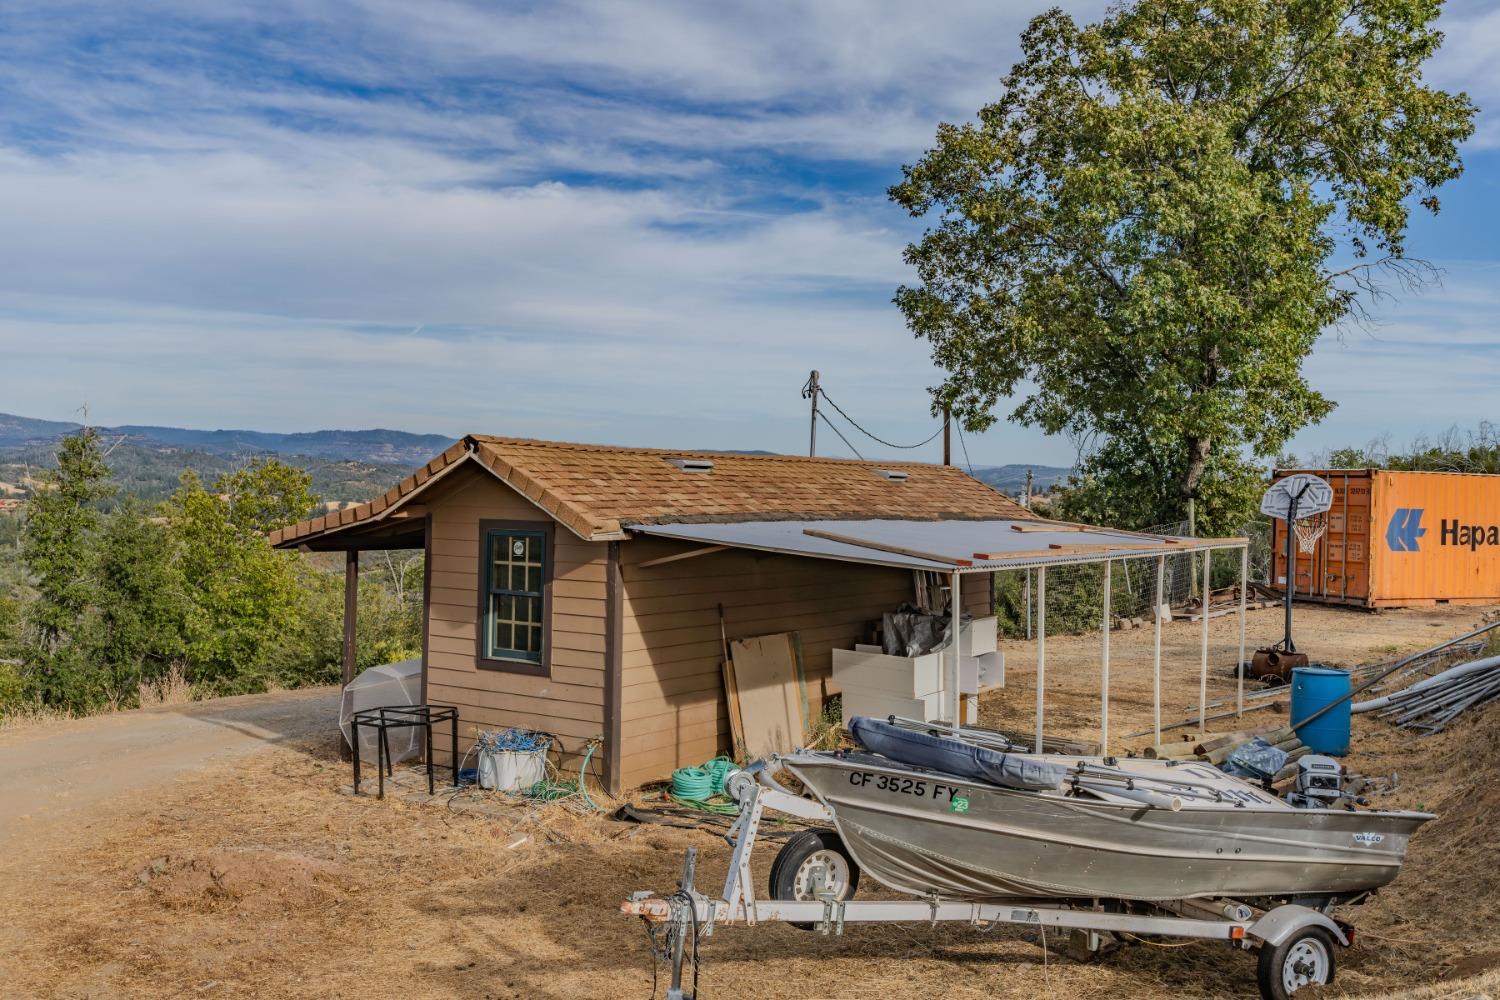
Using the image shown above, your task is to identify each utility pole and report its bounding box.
[802,370,820,457]
[1023,469,1034,509]
[942,405,951,465]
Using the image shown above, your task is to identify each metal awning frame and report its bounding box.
[630,517,1250,757]
[939,541,1250,755]
[627,521,1248,755]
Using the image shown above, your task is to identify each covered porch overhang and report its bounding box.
[627,517,1252,754]
[278,510,429,725]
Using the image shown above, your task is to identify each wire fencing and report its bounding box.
[993,519,1274,638]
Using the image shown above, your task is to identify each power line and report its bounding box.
[954,420,975,477]
[816,409,865,460]
[818,387,944,451]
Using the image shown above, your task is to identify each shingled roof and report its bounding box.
[269,435,1036,547]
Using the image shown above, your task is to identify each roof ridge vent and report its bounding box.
[872,468,909,482]
[667,457,715,473]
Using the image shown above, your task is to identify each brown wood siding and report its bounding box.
[421,465,609,774]
[617,539,921,789]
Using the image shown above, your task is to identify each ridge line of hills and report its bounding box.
[0,412,1070,502]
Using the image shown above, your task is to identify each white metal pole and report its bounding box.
[949,570,962,730]
[1024,569,1032,640]
[1153,554,1164,744]
[1035,565,1047,753]
[1199,547,1211,734]
[1101,560,1111,755]
[1237,545,1249,720]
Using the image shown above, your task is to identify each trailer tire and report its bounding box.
[768,829,860,930]
[1257,925,1336,1000]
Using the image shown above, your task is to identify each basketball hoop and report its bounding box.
[1255,472,1335,665]
[1293,510,1327,553]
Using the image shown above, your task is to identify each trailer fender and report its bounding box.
[1247,905,1349,948]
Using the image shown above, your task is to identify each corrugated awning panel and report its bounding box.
[626,518,1244,572]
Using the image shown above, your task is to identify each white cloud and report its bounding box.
[0,0,1493,473]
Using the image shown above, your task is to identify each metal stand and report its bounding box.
[1281,491,1302,655]
[350,704,460,798]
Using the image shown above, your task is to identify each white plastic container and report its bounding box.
[478,744,548,792]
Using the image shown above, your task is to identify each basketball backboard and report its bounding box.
[1260,473,1334,520]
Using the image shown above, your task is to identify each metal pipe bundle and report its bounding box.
[1355,655,1500,734]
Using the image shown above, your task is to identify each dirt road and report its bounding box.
[0,687,338,844]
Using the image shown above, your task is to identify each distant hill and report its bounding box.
[0,412,446,504]
[969,463,1073,496]
[0,412,1076,506]
[0,412,454,467]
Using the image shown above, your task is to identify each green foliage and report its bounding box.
[1380,422,1500,475]
[0,659,22,711]
[1292,422,1500,476]
[1,435,422,717]
[166,462,314,693]
[992,563,1136,637]
[1,443,412,509]
[94,502,189,701]
[216,458,319,536]
[20,428,114,652]
[891,0,1475,533]
[1054,442,1266,537]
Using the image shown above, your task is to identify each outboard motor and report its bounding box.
[1284,755,1343,809]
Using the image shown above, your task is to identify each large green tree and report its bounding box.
[892,0,1475,530]
[21,429,114,649]
[19,429,115,706]
[94,502,189,702]
[167,459,317,692]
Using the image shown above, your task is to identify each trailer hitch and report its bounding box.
[625,849,712,1000]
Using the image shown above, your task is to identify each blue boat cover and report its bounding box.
[848,716,1068,791]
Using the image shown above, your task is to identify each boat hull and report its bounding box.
[784,753,1432,902]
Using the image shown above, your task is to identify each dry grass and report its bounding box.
[137,665,196,709]
[3,602,1500,999]
[0,699,74,732]
[2,665,198,734]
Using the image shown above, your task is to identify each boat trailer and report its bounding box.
[621,767,1354,1000]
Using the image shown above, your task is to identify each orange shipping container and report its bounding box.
[1270,469,1500,608]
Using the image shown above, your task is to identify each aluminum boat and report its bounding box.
[779,717,1434,903]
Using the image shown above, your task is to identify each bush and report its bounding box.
[0,659,25,713]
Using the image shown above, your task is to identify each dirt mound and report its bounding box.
[138,848,345,914]
[1340,699,1500,989]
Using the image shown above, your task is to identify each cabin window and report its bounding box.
[480,524,550,670]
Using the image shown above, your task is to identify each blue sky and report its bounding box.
[1,0,1498,468]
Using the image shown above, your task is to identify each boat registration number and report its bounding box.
[847,770,963,803]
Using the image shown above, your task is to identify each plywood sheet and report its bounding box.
[727,631,808,757]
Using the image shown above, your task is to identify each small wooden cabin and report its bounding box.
[271,436,1032,793]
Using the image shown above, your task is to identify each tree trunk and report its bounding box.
[1181,434,1212,508]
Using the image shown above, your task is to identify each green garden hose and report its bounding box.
[671,765,715,800]
[703,756,737,795]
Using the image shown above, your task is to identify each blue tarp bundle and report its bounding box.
[849,716,1067,791]
[476,727,550,753]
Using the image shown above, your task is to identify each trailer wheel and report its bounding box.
[768,829,860,930]
[1257,926,1336,1000]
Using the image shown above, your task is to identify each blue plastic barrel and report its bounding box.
[1290,666,1352,756]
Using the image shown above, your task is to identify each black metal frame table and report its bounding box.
[350,704,459,799]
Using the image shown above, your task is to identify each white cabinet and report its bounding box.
[834,616,1003,727]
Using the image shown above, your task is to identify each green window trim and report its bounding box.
[479,523,550,671]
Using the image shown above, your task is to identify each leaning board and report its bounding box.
[727,632,809,758]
